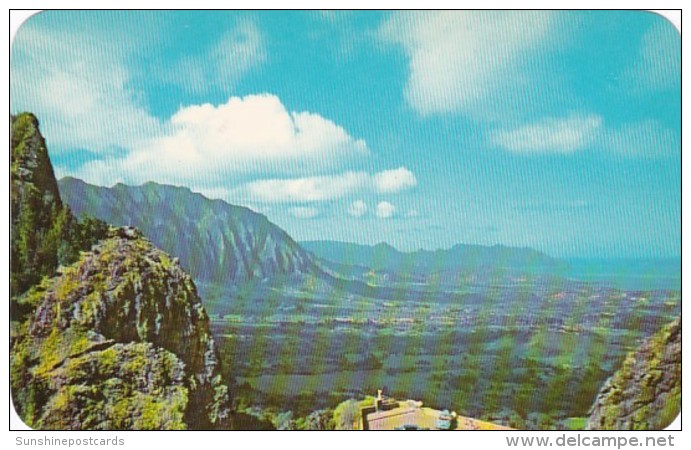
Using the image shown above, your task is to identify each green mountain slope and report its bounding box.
[59,177,315,286]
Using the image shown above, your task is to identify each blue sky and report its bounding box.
[10,11,680,257]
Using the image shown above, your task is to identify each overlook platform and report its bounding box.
[361,397,512,430]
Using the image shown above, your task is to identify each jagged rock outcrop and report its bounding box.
[10,113,62,212]
[10,113,108,298]
[35,342,188,430]
[12,230,231,429]
[587,317,680,430]
[11,112,232,430]
[58,177,315,285]
[11,113,67,296]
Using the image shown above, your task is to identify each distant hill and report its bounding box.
[59,177,315,286]
[301,240,562,282]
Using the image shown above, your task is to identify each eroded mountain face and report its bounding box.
[58,177,316,285]
[587,317,681,430]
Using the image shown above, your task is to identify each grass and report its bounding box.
[562,417,588,430]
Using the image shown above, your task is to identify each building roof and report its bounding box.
[362,401,513,430]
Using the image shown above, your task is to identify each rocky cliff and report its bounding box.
[587,317,681,430]
[11,113,67,296]
[10,113,108,298]
[12,228,231,429]
[10,112,232,430]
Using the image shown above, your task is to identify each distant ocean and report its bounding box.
[563,258,681,291]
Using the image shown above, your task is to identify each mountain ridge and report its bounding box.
[59,177,316,286]
[301,238,562,282]
[59,176,568,290]
[302,239,555,261]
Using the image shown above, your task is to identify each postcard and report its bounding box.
[10,10,680,432]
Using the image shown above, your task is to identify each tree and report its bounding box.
[333,399,362,430]
[274,411,296,430]
[507,411,526,429]
[298,409,335,430]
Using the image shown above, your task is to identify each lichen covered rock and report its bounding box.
[36,342,187,430]
[12,232,231,429]
[587,317,680,430]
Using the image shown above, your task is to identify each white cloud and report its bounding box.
[240,171,368,203]
[289,206,320,219]
[625,18,680,92]
[164,20,266,94]
[233,167,418,204]
[11,24,163,153]
[379,11,557,117]
[376,201,396,219]
[490,114,678,159]
[373,167,417,193]
[60,94,372,187]
[491,114,603,154]
[406,209,420,218]
[348,200,368,217]
[140,94,368,169]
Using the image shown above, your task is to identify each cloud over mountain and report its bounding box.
[348,200,368,217]
[233,167,417,204]
[376,201,396,219]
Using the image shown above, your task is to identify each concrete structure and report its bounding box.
[360,392,513,431]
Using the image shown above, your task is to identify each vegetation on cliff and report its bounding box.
[58,177,315,285]
[10,113,232,430]
[11,113,108,298]
[587,317,681,430]
[11,229,232,429]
